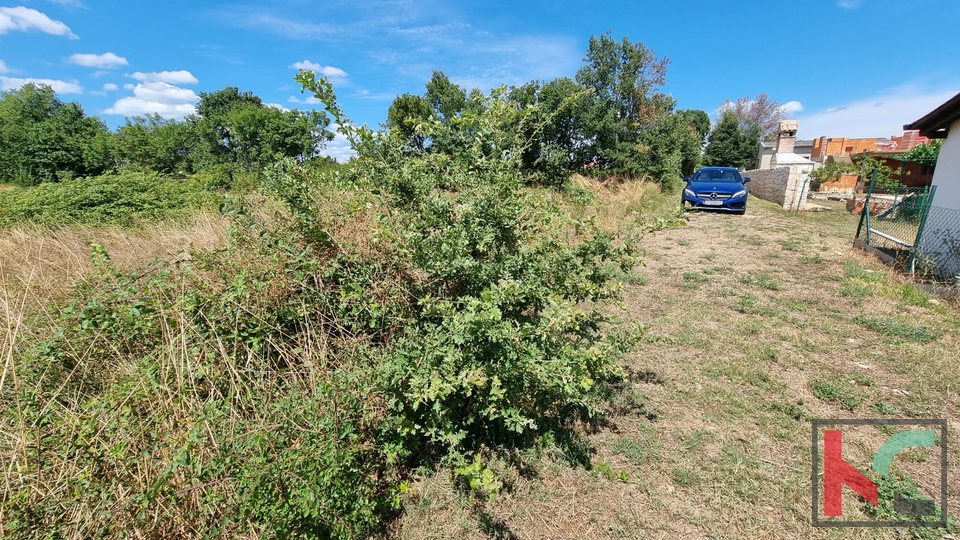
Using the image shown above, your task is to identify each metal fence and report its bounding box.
[853,170,936,274]
[913,205,960,282]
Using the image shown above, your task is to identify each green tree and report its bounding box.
[676,109,710,176]
[386,93,434,151]
[0,83,114,185]
[424,70,467,122]
[898,140,941,167]
[116,114,197,173]
[702,110,761,170]
[195,87,332,169]
[505,78,593,186]
[574,31,675,180]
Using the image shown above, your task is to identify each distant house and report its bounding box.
[904,91,960,280]
[806,130,929,193]
[756,138,814,169]
[754,120,815,170]
[849,150,936,188]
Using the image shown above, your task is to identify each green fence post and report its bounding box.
[907,185,937,274]
[864,169,878,245]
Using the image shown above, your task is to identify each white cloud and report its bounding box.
[838,0,862,8]
[67,52,128,69]
[0,6,77,38]
[123,83,135,90]
[0,75,81,94]
[265,103,290,112]
[101,83,118,91]
[781,100,804,114]
[47,0,85,7]
[289,60,348,80]
[288,95,323,104]
[104,82,199,119]
[0,60,8,74]
[290,60,322,71]
[105,99,196,119]
[129,70,199,85]
[796,85,960,139]
[321,131,356,163]
[131,82,198,104]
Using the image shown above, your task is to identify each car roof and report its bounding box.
[697,167,739,171]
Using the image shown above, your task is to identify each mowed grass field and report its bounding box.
[393,196,960,539]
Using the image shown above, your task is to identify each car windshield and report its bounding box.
[693,169,742,182]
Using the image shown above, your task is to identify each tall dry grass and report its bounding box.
[0,211,229,328]
[567,174,680,234]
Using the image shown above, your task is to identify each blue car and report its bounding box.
[681,167,751,214]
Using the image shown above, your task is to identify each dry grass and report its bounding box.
[568,175,676,234]
[0,211,229,325]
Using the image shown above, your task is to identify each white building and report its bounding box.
[904,92,960,280]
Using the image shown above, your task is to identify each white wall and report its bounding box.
[916,118,960,279]
[930,118,960,212]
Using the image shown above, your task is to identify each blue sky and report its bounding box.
[2,0,959,161]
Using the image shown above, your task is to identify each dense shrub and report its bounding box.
[1,74,664,538]
[0,172,217,227]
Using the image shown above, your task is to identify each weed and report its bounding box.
[613,428,661,466]
[777,238,805,251]
[683,271,709,283]
[840,282,873,297]
[0,172,217,227]
[864,474,958,538]
[671,467,701,488]
[801,254,825,264]
[680,429,713,451]
[810,377,863,410]
[853,315,939,344]
[763,402,807,421]
[871,401,900,415]
[844,261,884,283]
[900,284,931,306]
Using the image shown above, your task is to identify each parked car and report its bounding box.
[680,167,750,214]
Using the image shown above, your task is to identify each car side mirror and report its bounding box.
[684,176,691,182]
[743,177,751,183]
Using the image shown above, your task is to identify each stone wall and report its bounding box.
[743,165,812,210]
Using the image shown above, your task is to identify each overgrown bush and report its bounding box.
[1,72,665,538]
[0,172,217,227]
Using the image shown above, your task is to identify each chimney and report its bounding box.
[776,120,799,154]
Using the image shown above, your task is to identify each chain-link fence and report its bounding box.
[914,205,960,283]
[853,172,936,274]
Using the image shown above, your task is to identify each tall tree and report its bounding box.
[702,110,761,170]
[0,83,113,185]
[677,109,710,176]
[195,87,332,168]
[424,71,467,122]
[387,93,434,151]
[575,31,674,179]
[116,114,197,173]
[717,93,785,141]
